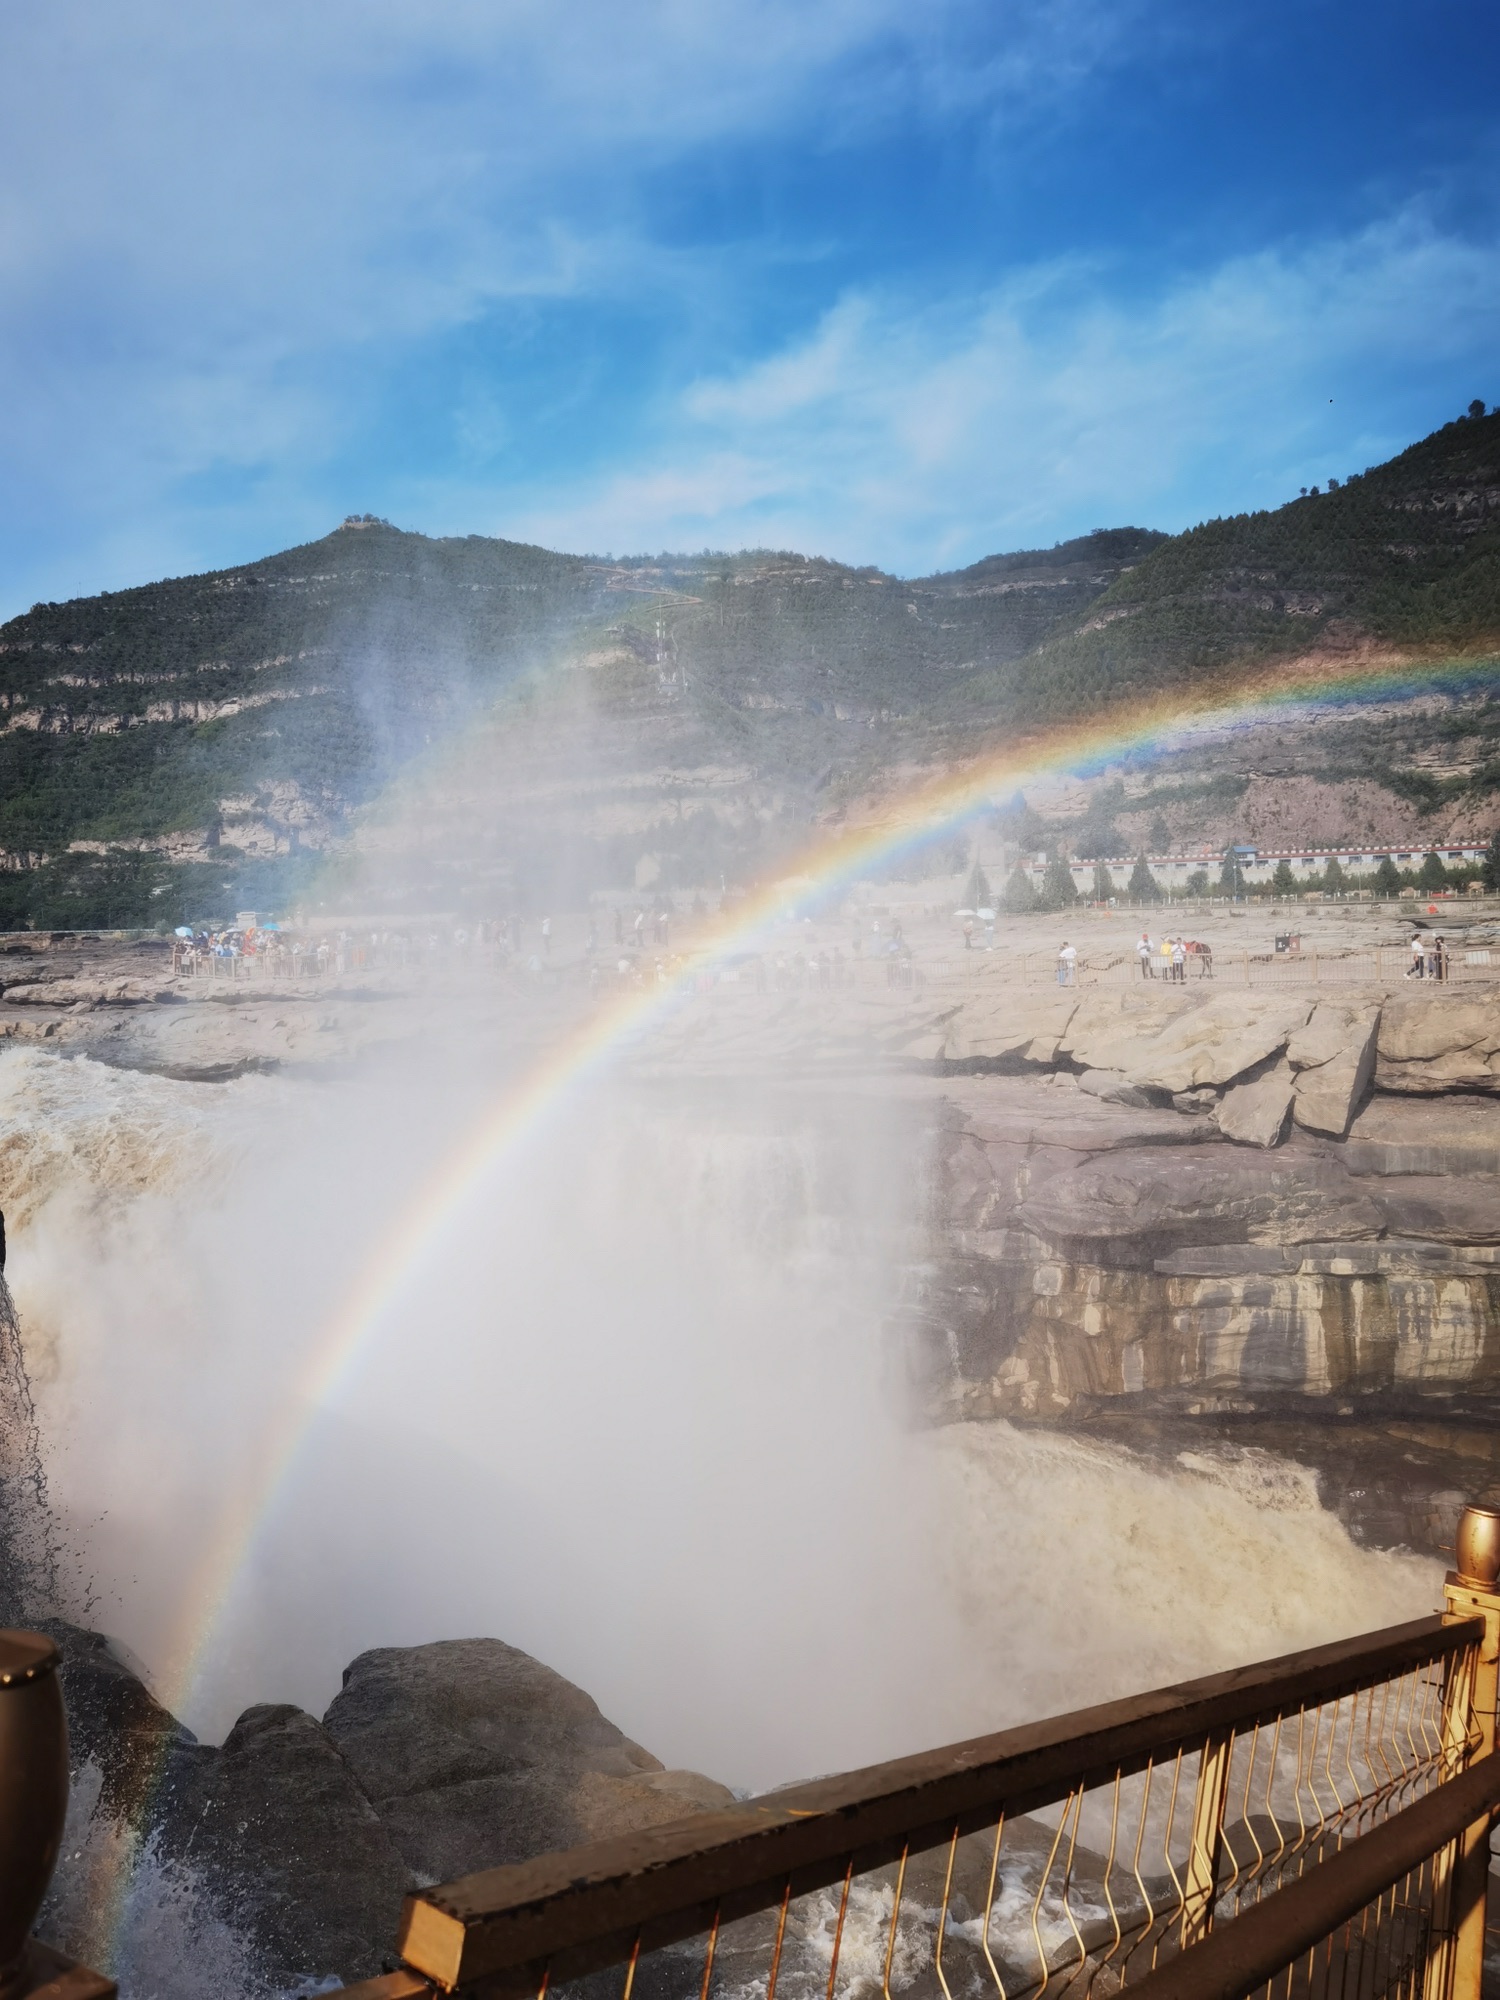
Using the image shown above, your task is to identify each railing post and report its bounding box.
[0,1631,115,2000]
[1426,1503,1500,2000]
[1181,1730,1234,1946]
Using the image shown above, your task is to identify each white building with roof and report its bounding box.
[1016,841,1490,897]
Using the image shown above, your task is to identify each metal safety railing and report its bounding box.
[5,1508,1500,2000]
[315,1504,1500,2000]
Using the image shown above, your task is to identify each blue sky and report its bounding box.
[2,0,1497,613]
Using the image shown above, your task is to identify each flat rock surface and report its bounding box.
[1345,1095,1500,1174]
[1215,1059,1296,1147]
[1015,1147,1386,1258]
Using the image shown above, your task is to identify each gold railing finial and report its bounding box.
[1453,1501,1500,1591]
[0,1630,114,2000]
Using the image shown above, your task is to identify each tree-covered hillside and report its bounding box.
[954,408,1500,724]
[0,408,1496,928]
[0,522,1157,924]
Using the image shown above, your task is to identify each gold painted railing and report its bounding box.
[5,1508,1500,2000]
[344,1505,1500,2000]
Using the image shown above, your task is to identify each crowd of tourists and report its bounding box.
[1130,931,1213,982]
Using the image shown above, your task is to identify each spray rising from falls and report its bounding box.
[11,1044,1439,1785]
[0,1272,62,1625]
[0,1031,1444,1999]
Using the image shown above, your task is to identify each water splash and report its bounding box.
[0,1272,62,1622]
[43,1762,268,2000]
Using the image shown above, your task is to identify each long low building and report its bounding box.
[1017,841,1491,896]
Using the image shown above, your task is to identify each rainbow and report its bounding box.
[108,646,1494,1947]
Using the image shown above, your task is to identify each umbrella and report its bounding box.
[953,908,976,918]
[174,926,193,938]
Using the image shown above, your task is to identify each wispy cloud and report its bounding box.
[0,0,1146,605]
[1,0,1495,607]
[510,207,1500,572]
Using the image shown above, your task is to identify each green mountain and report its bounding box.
[0,408,1497,928]
[958,407,1500,724]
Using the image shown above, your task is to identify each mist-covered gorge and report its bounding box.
[0,982,1450,1985]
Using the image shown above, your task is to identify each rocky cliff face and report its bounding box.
[895,990,1500,1432]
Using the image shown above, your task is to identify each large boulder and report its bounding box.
[323,1638,734,1886]
[1376,995,1500,1094]
[1215,1061,1295,1147]
[1345,1096,1500,1176]
[1288,1002,1380,1136]
[46,1623,193,1818]
[939,993,1077,1064]
[1059,992,1312,1094]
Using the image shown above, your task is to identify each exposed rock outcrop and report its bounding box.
[1288,1003,1380,1136]
[906,1073,1500,1428]
[42,1631,731,1990]
[1377,996,1500,1095]
[156,1703,412,1986]
[1215,1060,1295,1147]
[1059,992,1313,1094]
[1345,1096,1500,1175]
[323,1639,734,1886]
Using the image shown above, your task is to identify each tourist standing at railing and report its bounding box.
[1138,931,1154,978]
[1409,933,1426,978]
[1171,935,1186,983]
[1056,941,1076,986]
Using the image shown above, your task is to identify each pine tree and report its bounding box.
[1271,860,1297,896]
[1040,850,1078,910]
[1483,832,1500,893]
[1322,856,1346,895]
[1001,864,1036,913]
[1128,854,1160,902]
[1219,847,1246,896]
[963,859,992,909]
[1092,861,1116,902]
[1418,851,1447,893]
[1373,855,1402,897]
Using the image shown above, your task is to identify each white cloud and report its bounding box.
[509,207,1500,573]
[0,0,1134,605]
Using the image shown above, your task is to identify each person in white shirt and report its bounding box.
[1057,942,1077,986]
[1137,932,1154,979]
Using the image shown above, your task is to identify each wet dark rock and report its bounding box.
[324,1637,733,1885]
[35,1630,733,1991]
[45,1622,192,1818]
[156,1703,413,1988]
